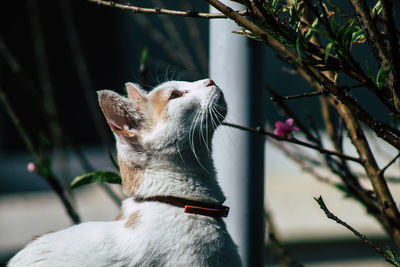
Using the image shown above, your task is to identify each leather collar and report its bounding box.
[135,196,229,218]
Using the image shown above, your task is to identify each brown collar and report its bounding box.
[135,196,229,218]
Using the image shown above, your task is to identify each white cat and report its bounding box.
[8,79,242,266]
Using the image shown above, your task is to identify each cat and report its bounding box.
[8,78,242,266]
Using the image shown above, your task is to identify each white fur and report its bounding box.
[8,79,242,267]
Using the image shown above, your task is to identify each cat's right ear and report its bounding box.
[98,90,143,139]
[125,83,147,104]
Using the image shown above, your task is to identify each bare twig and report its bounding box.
[269,138,335,185]
[380,153,400,177]
[270,89,329,101]
[293,63,400,247]
[222,121,363,163]
[0,85,80,224]
[88,0,248,18]
[28,0,70,184]
[315,196,400,267]
[0,87,37,161]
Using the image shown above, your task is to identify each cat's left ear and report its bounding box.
[98,90,144,139]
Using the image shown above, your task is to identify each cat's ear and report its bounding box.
[98,90,144,139]
[125,83,147,104]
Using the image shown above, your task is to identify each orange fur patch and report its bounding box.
[118,156,144,196]
[115,207,125,221]
[124,211,140,228]
[149,90,169,120]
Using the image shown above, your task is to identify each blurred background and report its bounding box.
[1,0,400,266]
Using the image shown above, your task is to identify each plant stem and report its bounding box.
[0,85,80,224]
[88,0,248,18]
[315,196,400,267]
[222,121,363,164]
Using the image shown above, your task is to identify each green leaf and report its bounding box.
[304,18,319,46]
[371,1,382,18]
[232,29,262,41]
[389,113,400,119]
[70,171,122,191]
[350,28,366,50]
[376,67,390,89]
[325,42,334,63]
[365,60,376,85]
[341,19,357,51]
[140,47,148,65]
[271,0,279,11]
[296,34,302,61]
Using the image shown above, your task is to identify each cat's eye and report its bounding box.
[169,90,184,100]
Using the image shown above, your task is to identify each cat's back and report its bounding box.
[8,221,125,267]
[8,201,242,267]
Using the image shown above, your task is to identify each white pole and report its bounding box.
[210,3,265,266]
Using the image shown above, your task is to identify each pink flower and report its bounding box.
[27,162,36,173]
[327,11,335,18]
[273,118,299,138]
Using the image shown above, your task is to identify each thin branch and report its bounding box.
[292,53,400,246]
[0,85,80,224]
[205,0,400,151]
[28,0,70,184]
[350,0,400,111]
[380,153,400,177]
[267,87,321,145]
[58,0,121,207]
[270,89,329,101]
[0,87,38,162]
[304,0,397,115]
[269,138,335,185]
[315,196,400,267]
[88,0,249,18]
[222,121,363,163]
[380,0,400,110]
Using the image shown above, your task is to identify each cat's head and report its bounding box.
[98,79,227,168]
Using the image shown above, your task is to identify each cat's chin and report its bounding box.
[211,89,227,124]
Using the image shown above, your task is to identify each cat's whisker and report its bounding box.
[187,107,210,173]
[199,109,211,155]
[210,106,219,131]
[188,107,199,157]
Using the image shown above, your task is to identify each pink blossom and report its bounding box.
[27,162,36,173]
[327,11,335,18]
[273,118,299,138]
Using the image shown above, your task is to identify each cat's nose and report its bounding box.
[205,79,215,87]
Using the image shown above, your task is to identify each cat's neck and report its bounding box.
[118,149,226,204]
